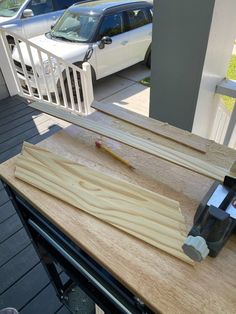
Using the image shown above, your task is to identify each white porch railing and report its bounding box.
[210,79,236,149]
[0,28,94,116]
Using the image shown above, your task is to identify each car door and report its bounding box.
[94,12,130,79]
[124,7,152,64]
[22,0,55,38]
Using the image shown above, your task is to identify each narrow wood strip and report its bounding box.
[15,144,193,264]
[92,101,208,153]
[29,102,228,181]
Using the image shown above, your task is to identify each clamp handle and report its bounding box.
[182,236,209,262]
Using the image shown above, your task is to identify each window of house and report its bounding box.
[98,13,123,39]
[126,8,149,30]
[26,0,54,16]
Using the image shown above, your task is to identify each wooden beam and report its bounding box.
[15,143,193,264]
[92,101,208,153]
[29,102,229,181]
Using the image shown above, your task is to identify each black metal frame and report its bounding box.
[2,180,155,314]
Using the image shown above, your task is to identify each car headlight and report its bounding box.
[43,58,57,75]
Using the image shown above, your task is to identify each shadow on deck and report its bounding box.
[0,95,70,313]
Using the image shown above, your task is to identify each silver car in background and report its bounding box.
[0,0,81,39]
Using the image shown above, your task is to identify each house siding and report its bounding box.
[0,68,9,101]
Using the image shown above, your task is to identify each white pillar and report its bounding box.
[192,0,236,138]
[0,33,18,96]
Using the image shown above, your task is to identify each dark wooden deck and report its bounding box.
[0,96,70,313]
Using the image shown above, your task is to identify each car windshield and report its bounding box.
[0,0,25,17]
[51,11,100,43]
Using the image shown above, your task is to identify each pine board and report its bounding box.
[92,101,208,153]
[15,143,192,264]
[29,101,230,181]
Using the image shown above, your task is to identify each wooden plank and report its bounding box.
[0,228,30,267]
[0,114,49,144]
[20,284,63,314]
[0,263,49,311]
[0,109,40,135]
[0,214,22,244]
[0,124,62,164]
[0,244,39,294]
[15,143,192,264]
[0,99,25,113]
[0,95,24,111]
[0,118,59,154]
[0,106,36,128]
[29,102,228,181]
[0,188,9,206]
[92,101,208,153]
[0,101,29,121]
[0,201,16,223]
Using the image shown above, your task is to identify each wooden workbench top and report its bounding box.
[1,108,236,314]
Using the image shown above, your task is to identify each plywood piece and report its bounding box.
[30,102,229,181]
[92,101,208,153]
[15,142,193,264]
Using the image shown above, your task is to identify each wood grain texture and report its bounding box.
[29,102,230,181]
[92,101,208,153]
[15,142,192,264]
[1,119,236,313]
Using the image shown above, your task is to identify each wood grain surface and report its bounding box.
[29,102,231,181]
[1,109,236,313]
[92,101,208,153]
[15,143,192,264]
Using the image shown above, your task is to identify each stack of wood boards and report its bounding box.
[15,143,193,264]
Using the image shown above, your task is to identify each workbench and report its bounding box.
[1,105,236,313]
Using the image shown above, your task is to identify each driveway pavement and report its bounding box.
[94,63,151,116]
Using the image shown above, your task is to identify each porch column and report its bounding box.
[149,0,236,136]
[0,34,18,96]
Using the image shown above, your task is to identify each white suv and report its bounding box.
[12,0,152,95]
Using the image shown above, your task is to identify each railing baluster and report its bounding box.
[72,68,82,113]
[56,61,68,108]
[26,43,42,100]
[15,40,34,97]
[0,32,23,95]
[65,66,75,110]
[0,28,94,116]
[37,50,53,104]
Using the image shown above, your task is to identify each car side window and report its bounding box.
[26,0,54,16]
[126,8,149,30]
[53,0,77,11]
[98,13,123,39]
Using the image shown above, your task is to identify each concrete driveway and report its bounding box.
[94,63,151,116]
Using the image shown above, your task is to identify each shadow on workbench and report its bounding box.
[0,96,74,313]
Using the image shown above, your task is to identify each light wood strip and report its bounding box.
[15,143,193,264]
[29,102,229,181]
[92,101,208,153]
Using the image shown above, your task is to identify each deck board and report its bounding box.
[0,214,22,244]
[0,244,40,294]
[0,201,16,223]
[20,284,64,314]
[0,263,50,311]
[0,96,70,313]
[0,228,30,268]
